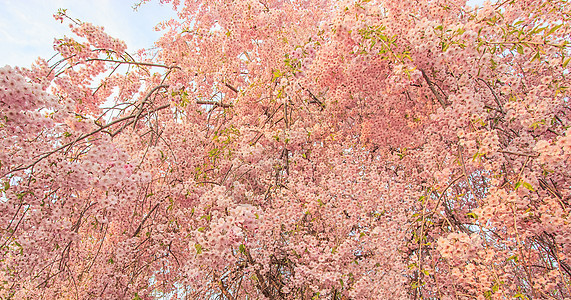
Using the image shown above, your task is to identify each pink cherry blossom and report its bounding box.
[1,0,570,299]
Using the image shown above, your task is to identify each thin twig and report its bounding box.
[420,68,449,108]
[85,58,179,69]
[477,78,504,113]
[132,202,161,238]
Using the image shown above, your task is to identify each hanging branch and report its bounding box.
[420,68,449,108]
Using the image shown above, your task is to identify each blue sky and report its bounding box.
[0,0,177,67]
[1,0,485,68]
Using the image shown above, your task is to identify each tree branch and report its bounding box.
[132,201,161,238]
[420,69,449,108]
[85,58,179,69]
[4,102,170,177]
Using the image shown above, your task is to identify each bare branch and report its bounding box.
[420,69,449,108]
[224,82,239,94]
[477,78,504,113]
[196,100,233,108]
[132,201,161,238]
[85,58,179,69]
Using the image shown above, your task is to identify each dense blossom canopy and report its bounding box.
[1,0,570,299]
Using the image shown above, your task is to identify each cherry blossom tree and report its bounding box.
[1,0,570,299]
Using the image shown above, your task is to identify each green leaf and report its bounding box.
[515,181,534,191]
[484,290,492,300]
[546,24,563,37]
[522,181,534,191]
[514,181,522,190]
[272,69,281,80]
[563,57,571,68]
[490,58,497,69]
[442,43,450,52]
[195,243,203,254]
[239,244,246,254]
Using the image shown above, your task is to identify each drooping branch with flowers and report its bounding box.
[1,0,570,299]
